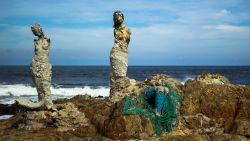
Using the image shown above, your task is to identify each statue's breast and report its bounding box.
[35,39,50,51]
[115,29,130,41]
[34,39,50,58]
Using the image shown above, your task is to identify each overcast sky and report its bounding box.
[0,0,250,65]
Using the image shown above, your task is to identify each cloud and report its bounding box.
[0,0,250,65]
[202,24,250,34]
[215,25,250,31]
[215,9,231,17]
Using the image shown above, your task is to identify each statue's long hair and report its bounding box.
[113,11,124,28]
[31,23,44,37]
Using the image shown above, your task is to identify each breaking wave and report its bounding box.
[0,84,110,104]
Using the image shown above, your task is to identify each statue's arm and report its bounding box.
[127,28,131,35]
[114,29,119,39]
[114,29,119,43]
[126,28,131,44]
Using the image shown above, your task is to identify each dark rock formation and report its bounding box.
[195,73,230,85]
[104,98,155,140]
[1,74,250,140]
[17,103,89,131]
[171,73,250,140]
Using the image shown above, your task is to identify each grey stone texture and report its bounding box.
[110,11,131,96]
[16,23,54,110]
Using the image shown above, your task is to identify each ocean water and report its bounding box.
[0,66,250,105]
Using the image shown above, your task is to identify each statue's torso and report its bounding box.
[30,37,51,79]
[32,38,50,63]
[113,25,131,52]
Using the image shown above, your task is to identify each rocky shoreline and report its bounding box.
[0,73,250,141]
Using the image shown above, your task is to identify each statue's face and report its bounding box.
[31,27,43,37]
[114,14,123,24]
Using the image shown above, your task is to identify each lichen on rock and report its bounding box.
[1,73,250,140]
[15,103,89,132]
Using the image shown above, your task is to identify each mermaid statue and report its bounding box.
[16,23,55,110]
[110,11,131,96]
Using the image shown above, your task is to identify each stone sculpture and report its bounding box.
[110,11,131,96]
[16,23,55,110]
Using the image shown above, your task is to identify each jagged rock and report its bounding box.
[232,120,250,137]
[16,103,89,131]
[109,74,183,103]
[236,96,250,120]
[144,74,183,92]
[182,113,211,129]
[160,134,210,141]
[1,73,250,140]
[104,74,183,139]
[55,95,113,135]
[175,114,224,136]
[103,98,154,140]
[195,73,230,85]
[182,76,250,139]
[229,135,250,141]
[109,77,141,103]
[0,104,17,115]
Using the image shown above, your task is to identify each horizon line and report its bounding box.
[0,65,250,67]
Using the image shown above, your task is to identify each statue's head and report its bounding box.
[113,11,124,26]
[31,23,44,37]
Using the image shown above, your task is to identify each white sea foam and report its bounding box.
[0,84,110,104]
[0,115,13,120]
[173,76,195,85]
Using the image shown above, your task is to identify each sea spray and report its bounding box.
[0,84,110,104]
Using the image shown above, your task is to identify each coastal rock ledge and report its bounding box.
[0,73,250,141]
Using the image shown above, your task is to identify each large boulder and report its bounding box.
[109,74,183,103]
[0,104,18,115]
[103,74,183,140]
[144,74,183,92]
[55,95,113,134]
[231,120,250,137]
[195,73,230,85]
[103,98,154,140]
[181,74,250,139]
[14,103,90,132]
[109,77,141,103]
[1,73,250,140]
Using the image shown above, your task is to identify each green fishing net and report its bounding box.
[122,82,182,135]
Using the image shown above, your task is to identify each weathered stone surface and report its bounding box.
[144,74,183,92]
[0,104,17,115]
[110,11,131,97]
[160,134,210,141]
[236,95,250,120]
[181,74,250,139]
[1,74,250,140]
[229,135,250,141]
[182,80,239,132]
[195,73,230,85]
[109,74,183,103]
[0,127,111,141]
[232,120,250,137]
[16,103,89,131]
[109,77,140,103]
[104,98,154,140]
[55,95,113,134]
[16,23,55,110]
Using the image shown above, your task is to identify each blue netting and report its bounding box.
[122,82,181,135]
